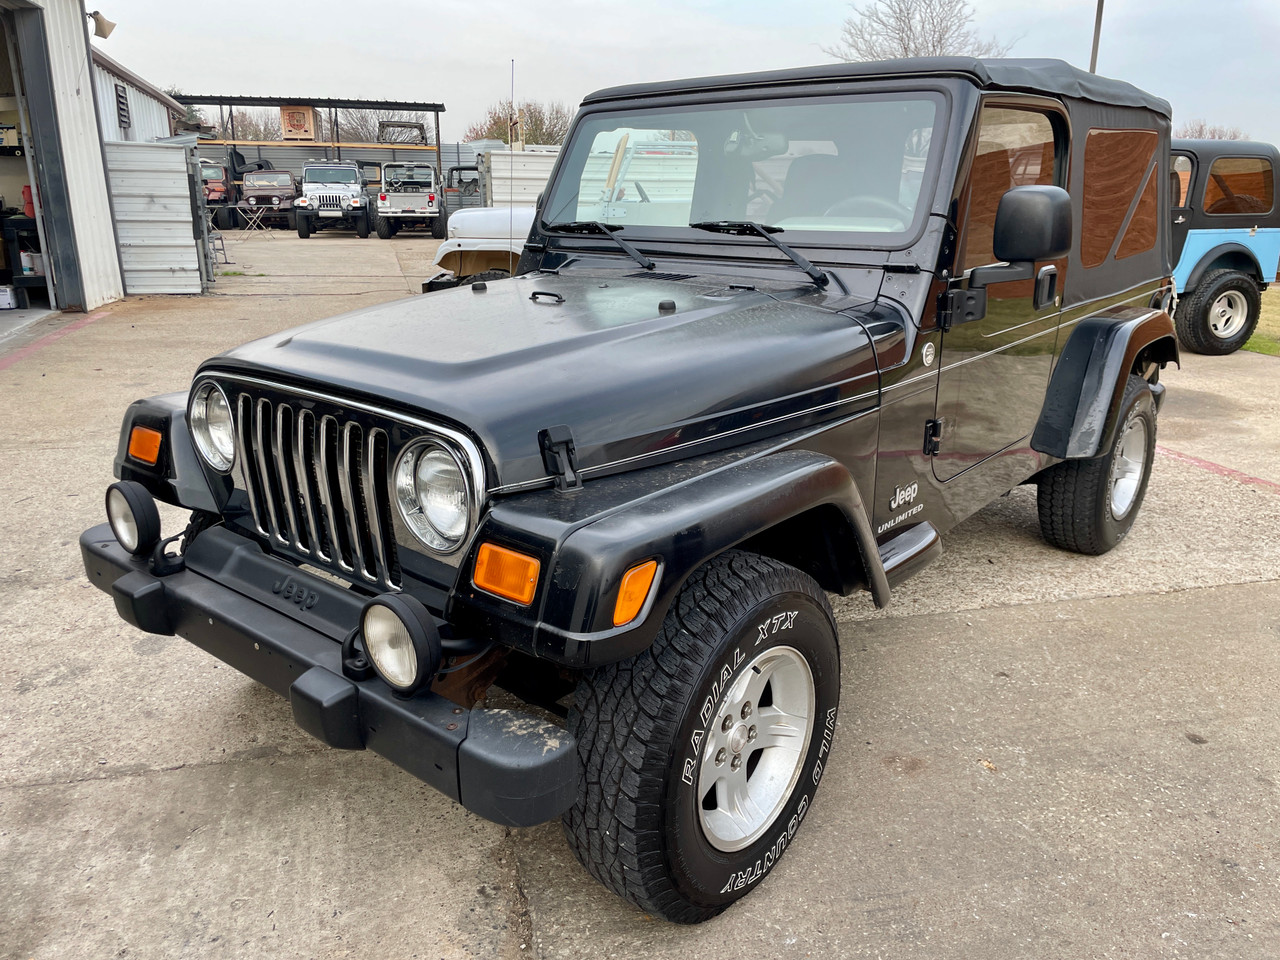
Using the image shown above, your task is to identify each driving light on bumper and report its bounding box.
[361,594,442,695]
[106,481,161,556]
[394,441,472,553]
[189,381,235,472]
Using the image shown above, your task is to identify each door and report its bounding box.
[1170,152,1194,268]
[933,103,1066,482]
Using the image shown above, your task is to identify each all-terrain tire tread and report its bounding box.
[1175,269,1260,355]
[562,550,834,923]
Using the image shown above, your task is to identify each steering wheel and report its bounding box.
[822,195,911,221]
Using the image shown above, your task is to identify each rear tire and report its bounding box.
[563,551,840,923]
[1175,269,1260,355]
[374,213,393,239]
[215,205,237,230]
[1037,374,1156,555]
[285,211,296,231]
[432,208,448,239]
[296,215,311,239]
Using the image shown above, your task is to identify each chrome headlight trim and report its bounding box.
[393,438,474,555]
[189,379,236,472]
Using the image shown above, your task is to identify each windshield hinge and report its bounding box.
[539,424,582,491]
[924,419,943,457]
[936,288,986,332]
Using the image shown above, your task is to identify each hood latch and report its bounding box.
[539,424,582,491]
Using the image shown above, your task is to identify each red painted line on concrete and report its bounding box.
[0,309,112,372]
[1157,445,1280,495]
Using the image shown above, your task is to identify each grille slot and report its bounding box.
[236,394,399,589]
[317,193,344,210]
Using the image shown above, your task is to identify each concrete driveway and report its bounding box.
[2,238,1277,959]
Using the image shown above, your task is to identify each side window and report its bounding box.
[1171,154,1193,207]
[1203,156,1274,215]
[960,107,1059,272]
[1081,129,1158,267]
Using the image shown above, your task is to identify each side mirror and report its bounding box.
[971,185,1072,289]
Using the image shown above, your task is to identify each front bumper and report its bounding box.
[79,522,578,827]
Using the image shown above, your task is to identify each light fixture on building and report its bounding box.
[86,10,117,40]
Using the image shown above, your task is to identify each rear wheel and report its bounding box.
[431,207,448,239]
[1175,269,1260,355]
[214,205,237,230]
[1037,374,1156,555]
[374,213,393,239]
[285,211,296,231]
[563,551,840,923]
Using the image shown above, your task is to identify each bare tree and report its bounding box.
[216,107,282,141]
[824,0,1012,61]
[1175,119,1249,140]
[336,109,436,144]
[463,100,574,145]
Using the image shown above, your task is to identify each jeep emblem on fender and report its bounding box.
[889,482,919,510]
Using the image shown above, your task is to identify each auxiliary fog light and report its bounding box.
[105,481,161,556]
[360,594,442,696]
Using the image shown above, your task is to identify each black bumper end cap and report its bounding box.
[290,667,365,751]
[111,571,174,636]
[458,709,580,827]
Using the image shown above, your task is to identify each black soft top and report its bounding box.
[583,57,1171,118]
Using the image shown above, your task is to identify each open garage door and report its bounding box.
[105,141,204,294]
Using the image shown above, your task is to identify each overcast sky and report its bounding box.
[95,0,1280,146]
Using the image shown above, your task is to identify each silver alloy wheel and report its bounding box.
[1109,415,1148,520]
[1209,290,1249,339]
[697,645,815,852]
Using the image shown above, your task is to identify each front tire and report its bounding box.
[355,213,370,239]
[296,214,311,239]
[1175,269,1260,355]
[563,551,840,923]
[1037,374,1157,555]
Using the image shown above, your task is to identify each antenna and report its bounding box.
[509,59,515,275]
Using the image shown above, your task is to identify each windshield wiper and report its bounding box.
[689,221,828,288]
[542,221,655,271]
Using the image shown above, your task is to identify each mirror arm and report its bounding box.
[968,260,1035,289]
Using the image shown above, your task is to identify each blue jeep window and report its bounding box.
[1203,156,1274,215]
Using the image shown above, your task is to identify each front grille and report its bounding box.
[233,393,400,590]
[317,193,344,210]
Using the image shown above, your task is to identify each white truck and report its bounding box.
[372,162,447,239]
[293,160,371,238]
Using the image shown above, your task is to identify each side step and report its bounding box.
[878,522,941,588]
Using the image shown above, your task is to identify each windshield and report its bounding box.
[304,167,359,184]
[384,164,434,184]
[200,165,225,180]
[542,93,943,244]
[244,172,293,187]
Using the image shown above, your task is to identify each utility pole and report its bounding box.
[1089,0,1105,73]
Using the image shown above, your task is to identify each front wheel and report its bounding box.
[1037,374,1156,555]
[563,551,840,923]
[354,213,370,239]
[296,214,311,239]
[1175,269,1260,355]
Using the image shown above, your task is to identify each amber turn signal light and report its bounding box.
[473,543,540,606]
[613,559,659,627]
[128,425,162,465]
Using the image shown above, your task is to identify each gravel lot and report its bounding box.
[2,233,1277,959]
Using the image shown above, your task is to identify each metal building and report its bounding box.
[91,47,182,143]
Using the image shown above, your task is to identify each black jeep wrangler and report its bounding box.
[82,58,1178,923]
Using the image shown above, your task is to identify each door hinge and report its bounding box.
[936,288,987,332]
[923,419,943,456]
[538,424,582,491]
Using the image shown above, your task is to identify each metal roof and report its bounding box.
[583,57,1171,117]
[171,95,445,113]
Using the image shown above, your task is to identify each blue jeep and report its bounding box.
[1171,139,1280,354]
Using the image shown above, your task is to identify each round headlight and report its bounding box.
[361,594,442,695]
[190,381,235,472]
[394,441,472,552]
[248,197,257,205]
[105,481,161,556]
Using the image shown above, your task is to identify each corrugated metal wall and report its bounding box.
[104,142,202,294]
[92,61,172,142]
[31,0,123,309]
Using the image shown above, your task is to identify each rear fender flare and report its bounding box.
[1032,311,1179,460]
[1184,242,1263,291]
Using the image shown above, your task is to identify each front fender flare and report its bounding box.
[1031,310,1178,460]
[113,392,222,512]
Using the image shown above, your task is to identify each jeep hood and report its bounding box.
[209,272,884,487]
